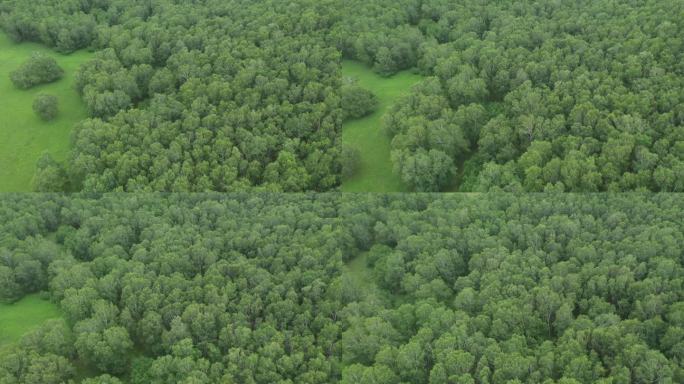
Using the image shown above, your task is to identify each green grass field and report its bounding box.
[0,294,62,353]
[341,60,423,192]
[0,33,93,192]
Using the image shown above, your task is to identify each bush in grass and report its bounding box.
[340,84,378,119]
[10,52,64,89]
[33,94,59,121]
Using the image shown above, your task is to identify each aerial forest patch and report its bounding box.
[332,0,684,191]
[0,0,682,191]
[0,32,92,192]
[1,194,683,382]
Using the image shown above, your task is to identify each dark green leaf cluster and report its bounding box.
[340,83,378,120]
[1,194,683,383]
[32,93,58,121]
[9,52,64,89]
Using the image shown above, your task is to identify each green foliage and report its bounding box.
[81,375,124,384]
[0,351,75,384]
[9,52,63,89]
[2,0,682,190]
[32,93,58,121]
[0,194,682,383]
[75,326,133,375]
[383,77,474,191]
[33,153,69,192]
[338,194,684,383]
[339,144,361,179]
[2,0,343,192]
[340,83,378,119]
[391,148,455,191]
[334,0,684,191]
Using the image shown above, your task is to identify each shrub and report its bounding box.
[340,83,378,119]
[32,94,59,121]
[10,53,64,89]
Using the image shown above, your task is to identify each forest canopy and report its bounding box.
[329,0,684,191]
[1,0,683,191]
[1,193,683,383]
[1,0,343,192]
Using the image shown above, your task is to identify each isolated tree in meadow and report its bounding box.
[32,94,58,121]
[340,83,378,119]
[9,53,64,89]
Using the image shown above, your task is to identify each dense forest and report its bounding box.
[1,2,683,384]
[1,0,343,192]
[334,0,684,191]
[1,194,683,383]
[1,0,683,191]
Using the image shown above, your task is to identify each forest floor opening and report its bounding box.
[0,33,93,192]
[340,60,422,192]
[0,294,62,354]
[344,251,375,294]
[343,251,408,306]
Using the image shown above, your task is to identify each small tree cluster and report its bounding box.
[32,94,58,121]
[340,83,378,119]
[9,53,64,89]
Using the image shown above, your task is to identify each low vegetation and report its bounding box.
[0,294,62,353]
[341,60,422,192]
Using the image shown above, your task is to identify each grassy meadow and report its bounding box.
[0,294,62,354]
[340,60,422,192]
[0,33,92,192]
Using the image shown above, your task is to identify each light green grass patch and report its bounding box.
[0,294,62,352]
[345,251,374,292]
[0,33,93,192]
[341,60,423,192]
